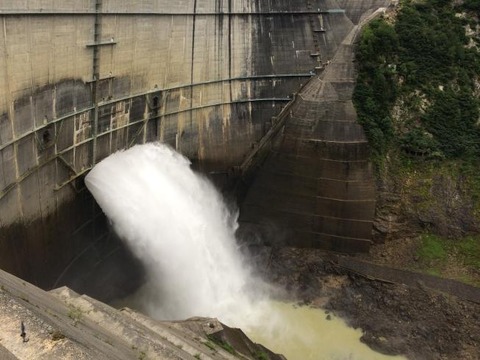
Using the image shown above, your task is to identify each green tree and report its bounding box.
[354,0,480,160]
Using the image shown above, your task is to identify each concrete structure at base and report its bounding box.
[0,268,284,360]
[0,0,390,295]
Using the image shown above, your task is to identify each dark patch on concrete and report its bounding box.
[163,90,181,113]
[0,145,16,191]
[96,78,112,102]
[127,122,145,147]
[55,114,76,152]
[97,104,113,133]
[32,87,54,127]
[16,134,36,176]
[112,77,132,99]
[0,192,96,287]
[10,79,92,141]
[0,113,12,145]
[13,97,34,137]
[54,79,92,117]
[130,96,146,121]
[0,188,144,302]
[60,230,146,303]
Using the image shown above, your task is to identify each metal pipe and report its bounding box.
[0,97,292,199]
[0,74,310,152]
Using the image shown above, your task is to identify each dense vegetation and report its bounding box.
[354,0,480,282]
[354,0,480,159]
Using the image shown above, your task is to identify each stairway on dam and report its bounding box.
[239,16,378,252]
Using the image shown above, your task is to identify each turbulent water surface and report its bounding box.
[85,143,405,360]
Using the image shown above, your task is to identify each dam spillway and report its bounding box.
[0,0,389,296]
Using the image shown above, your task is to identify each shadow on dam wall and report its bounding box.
[0,0,391,299]
[0,188,144,302]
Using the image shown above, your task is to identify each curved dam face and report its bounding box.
[0,0,387,297]
[238,4,390,253]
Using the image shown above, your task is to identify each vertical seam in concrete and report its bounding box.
[189,0,198,139]
[228,0,233,103]
[91,0,102,165]
[190,1,197,89]
[2,17,23,217]
[2,18,13,145]
[25,16,42,221]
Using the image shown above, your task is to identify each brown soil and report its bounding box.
[255,247,480,360]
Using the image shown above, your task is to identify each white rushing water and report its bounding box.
[85,143,406,360]
[85,142,262,323]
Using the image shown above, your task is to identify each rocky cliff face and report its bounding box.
[374,159,480,244]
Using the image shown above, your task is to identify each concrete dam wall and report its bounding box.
[239,6,388,253]
[0,0,388,295]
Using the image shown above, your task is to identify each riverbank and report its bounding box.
[255,247,480,360]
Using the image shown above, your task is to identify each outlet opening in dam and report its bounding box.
[85,143,404,360]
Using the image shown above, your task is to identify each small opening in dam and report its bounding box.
[152,96,159,108]
[85,143,406,360]
[42,129,51,144]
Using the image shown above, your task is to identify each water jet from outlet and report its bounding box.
[85,143,267,324]
[85,143,406,360]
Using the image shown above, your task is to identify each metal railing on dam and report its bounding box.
[0,73,312,154]
[0,73,313,198]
